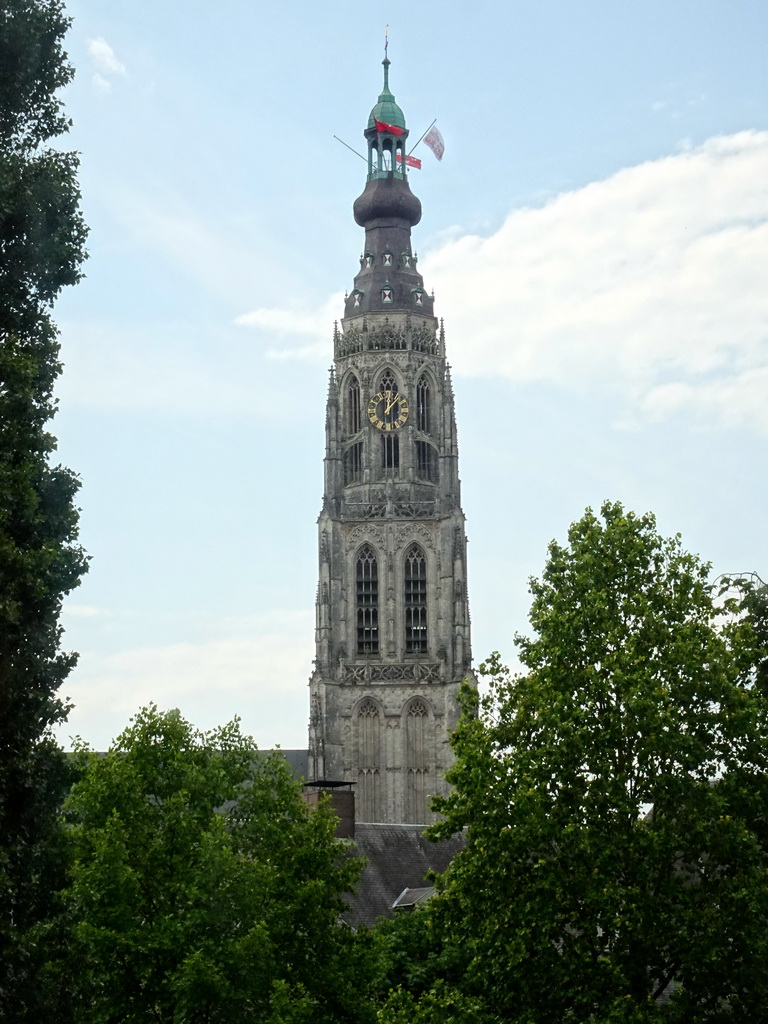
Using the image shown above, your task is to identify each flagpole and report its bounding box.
[408,119,436,157]
[333,136,367,163]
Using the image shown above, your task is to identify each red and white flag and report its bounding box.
[374,117,405,137]
[396,152,422,170]
[424,125,445,161]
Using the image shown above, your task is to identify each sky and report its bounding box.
[50,0,768,751]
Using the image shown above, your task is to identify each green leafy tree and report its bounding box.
[428,502,768,1023]
[62,707,374,1024]
[372,908,485,1024]
[0,0,87,1014]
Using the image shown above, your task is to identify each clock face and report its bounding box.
[368,390,409,431]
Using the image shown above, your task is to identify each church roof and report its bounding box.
[345,822,465,927]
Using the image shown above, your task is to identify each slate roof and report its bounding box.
[278,748,309,780]
[346,822,465,927]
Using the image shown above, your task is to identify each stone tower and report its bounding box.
[308,58,473,824]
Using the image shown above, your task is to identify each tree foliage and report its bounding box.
[0,0,88,1015]
[61,707,373,1024]
[427,502,768,1022]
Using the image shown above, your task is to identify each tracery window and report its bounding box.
[358,700,381,766]
[358,699,381,822]
[415,440,437,482]
[405,544,428,653]
[406,699,429,823]
[416,374,430,433]
[380,369,397,392]
[347,375,361,434]
[344,442,363,485]
[356,546,379,654]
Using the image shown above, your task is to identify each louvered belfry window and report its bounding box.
[416,374,430,433]
[348,375,361,434]
[356,546,379,654]
[405,544,428,653]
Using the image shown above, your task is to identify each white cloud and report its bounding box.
[87,37,126,78]
[57,610,314,751]
[420,130,768,434]
[235,294,342,362]
[245,133,768,429]
[91,72,112,94]
[63,604,109,620]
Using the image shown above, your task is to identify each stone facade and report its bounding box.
[308,59,473,824]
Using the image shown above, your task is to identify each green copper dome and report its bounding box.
[366,58,406,131]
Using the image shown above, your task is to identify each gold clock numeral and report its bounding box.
[368,390,409,431]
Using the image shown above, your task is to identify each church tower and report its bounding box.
[308,57,473,824]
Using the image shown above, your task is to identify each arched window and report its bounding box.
[380,369,397,392]
[358,699,381,822]
[405,545,428,653]
[359,699,381,766]
[356,546,379,654]
[416,374,430,433]
[406,699,429,823]
[415,440,437,482]
[344,442,363,485]
[347,375,361,434]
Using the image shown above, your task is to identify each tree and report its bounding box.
[0,0,88,1015]
[428,502,768,1023]
[62,707,374,1024]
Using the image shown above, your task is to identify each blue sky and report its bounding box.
[52,1,768,749]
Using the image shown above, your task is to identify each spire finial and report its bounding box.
[382,26,391,92]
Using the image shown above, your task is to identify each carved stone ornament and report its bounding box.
[347,524,385,551]
[395,522,433,549]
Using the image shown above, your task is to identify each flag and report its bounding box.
[424,125,445,161]
[374,117,405,137]
[396,152,422,170]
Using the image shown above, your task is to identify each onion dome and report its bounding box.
[353,176,421,228]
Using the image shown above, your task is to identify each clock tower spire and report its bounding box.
[309,58,473,824]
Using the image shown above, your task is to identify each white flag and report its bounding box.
[424,125,445,162]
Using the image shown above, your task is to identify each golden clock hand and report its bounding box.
[385,394,398,414]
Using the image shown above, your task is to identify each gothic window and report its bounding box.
[382,251,393,266]
[405,545,428,653]
[381,287,393,303]
[347,375,361,434]
[358,699,381,766]
[344,442,363,485]
[415,441,438,482]
[380,369,397,392]
[356,546,379,654]
[382,434,399,470]
[416,374,430,433]
[406,699,429,823]
[358,699,381,822]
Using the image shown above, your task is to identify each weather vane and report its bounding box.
[384,24,389,60]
